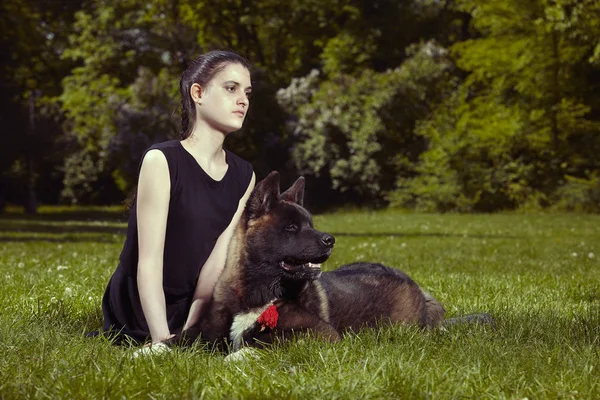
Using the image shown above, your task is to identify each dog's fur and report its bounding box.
[171,172,491,352]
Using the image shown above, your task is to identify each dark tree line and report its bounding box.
[2,0,599,213]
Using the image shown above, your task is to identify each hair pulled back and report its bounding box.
[180,50,251,139]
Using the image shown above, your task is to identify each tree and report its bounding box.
[278,41,454,203]
[59,0,199,203]
[276,0,462,204]
[391,0,600,211]
[0,0,85,212]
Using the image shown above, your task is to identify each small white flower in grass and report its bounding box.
[56,265,69,271]
[57,244,63,249]
[572,252,578,257]
[72,252,78,257]
[589,252,595,259]
[88,296,93,301]
[64,287,73,296]
[17,262,24,268]
[401,242,407,248]
[50,297,58,304]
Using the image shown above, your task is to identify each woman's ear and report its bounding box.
[190,83,203,104]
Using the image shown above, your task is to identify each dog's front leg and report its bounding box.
[235,308,341,351]
[275,308,341,343]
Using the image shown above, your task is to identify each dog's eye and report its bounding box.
[285,223,298,232]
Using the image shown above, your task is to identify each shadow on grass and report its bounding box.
[0,209,129,222]
[0,236,122,243]
[0,223,126,235]
[0,210,128,241]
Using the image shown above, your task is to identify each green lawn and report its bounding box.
[0,209,598,399]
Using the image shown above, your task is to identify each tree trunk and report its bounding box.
[25,90,38,214]
[550,29,560,153]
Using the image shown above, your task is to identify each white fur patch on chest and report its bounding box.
[230,300,275,351]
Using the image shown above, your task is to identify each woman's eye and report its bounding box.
[226,86,236,92]
[285,223,298,232]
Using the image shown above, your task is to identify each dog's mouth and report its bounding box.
[279,261,322,272]
[278,249,331,280]
[279,260,323,280]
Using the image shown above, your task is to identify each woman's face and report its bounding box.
[197,63,252,133]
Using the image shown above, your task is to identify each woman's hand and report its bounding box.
[148,333,175,346]
[133,336,174,358]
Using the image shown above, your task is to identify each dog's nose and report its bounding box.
[321,234,335,247]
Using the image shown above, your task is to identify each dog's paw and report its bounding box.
[131,342,172,359]
[224,347,259,363]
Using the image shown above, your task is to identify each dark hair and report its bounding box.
[179,50,251,139]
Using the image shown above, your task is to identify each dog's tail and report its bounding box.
[421,291,494,328]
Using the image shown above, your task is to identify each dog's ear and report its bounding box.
[247,171,280,220]
[280,176,305,206]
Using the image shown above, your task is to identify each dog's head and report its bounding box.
[244,171,335,281]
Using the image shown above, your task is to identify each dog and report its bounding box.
[170,171,492,353]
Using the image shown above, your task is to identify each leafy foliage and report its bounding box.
[390,0,600,211]
[0,0,84,210]
[278,41,454,202]
[2,0,600,211]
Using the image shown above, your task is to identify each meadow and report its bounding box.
[0,208,598,399]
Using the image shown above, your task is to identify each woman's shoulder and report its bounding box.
[142,140,187,166]
[137,140,183,181]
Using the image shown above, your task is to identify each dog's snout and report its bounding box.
[321,234,335,247]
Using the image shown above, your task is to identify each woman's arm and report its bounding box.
[136,149,173,344]
[183,172,256,330]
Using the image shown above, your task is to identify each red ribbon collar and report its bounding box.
[234,287,279,331]
[257,304,279,331]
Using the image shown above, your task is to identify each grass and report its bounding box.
[0,208,598,399]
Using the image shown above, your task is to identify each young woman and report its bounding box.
[101,50,256,345]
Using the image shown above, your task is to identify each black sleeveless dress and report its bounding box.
[101,140,253,343]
